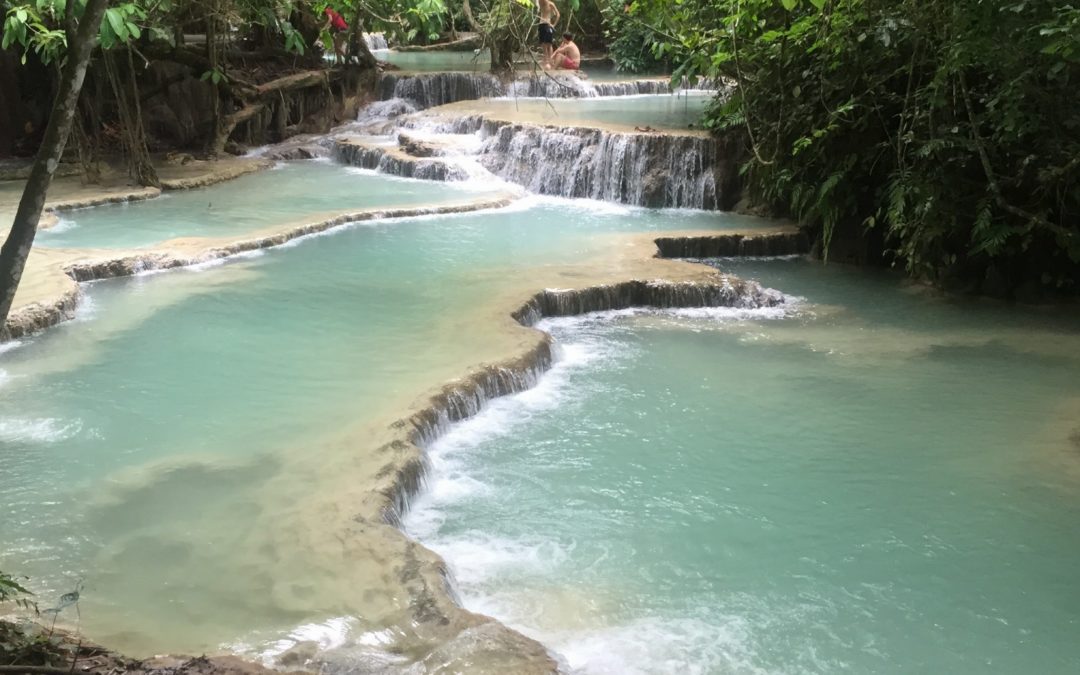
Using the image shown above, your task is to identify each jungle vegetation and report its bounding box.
[617,0,1080,296]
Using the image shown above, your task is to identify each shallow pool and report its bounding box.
[408,258,1080,674]
[0,197,762,657]
[443,92,711,131]
[38,161,499,249]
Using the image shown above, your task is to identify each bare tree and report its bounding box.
[0,0,110,334]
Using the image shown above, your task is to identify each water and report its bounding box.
[374,50,655,83]
[374,49,490,73]
[455,92,710,131]
[407,258,1080,674]
[0,196,759,656]
[37,161,498,249]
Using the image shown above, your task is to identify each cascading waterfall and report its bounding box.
[385,274,783,525]
[378,72,506,109]
[364,32,388,51]
[377,71,673,109]
[473,119,740,210]
[339,104,738,210]
[333,141,468,181]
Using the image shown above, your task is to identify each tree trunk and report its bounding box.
[347,8,377,69]
[0,0,109,334]
[462,0,482,34]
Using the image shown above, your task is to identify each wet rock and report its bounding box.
[276,641,320,669]
[641,167,669,208]
[263,144,325,161]
[654,232,809,258]
[335,140,467,181]
[397,133,439,158]
[414,623,559,675]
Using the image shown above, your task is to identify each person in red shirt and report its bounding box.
[322,7,348,64]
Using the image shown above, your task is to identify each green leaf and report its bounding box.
[105,8,128,42]
[781,0,798,10]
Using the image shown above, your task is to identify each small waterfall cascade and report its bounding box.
[388,273,784,524]
[378,72,505,109]
[364,33,388,51]
[473,119,740,210]
[343,103,738,210]
[512,278,785,326]
[377,71,674,109]
[334,138,469,182]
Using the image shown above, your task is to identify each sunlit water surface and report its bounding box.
[37,161,500,249]
[407,258,1080,674]
[460,92,710,131]
[0,184,761,655]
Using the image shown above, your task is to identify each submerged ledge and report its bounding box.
[1,195,516,341]
[0,158,274,234]
[654,231,810,258]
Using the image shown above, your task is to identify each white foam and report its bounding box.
[434,533,568,587]
[0,340,23,357]
[46,215,78,233]
[551,615,768,675]
[0,417,81,444]
[257,616,356,659]
[401,301,802,673]
[72,293,96,322]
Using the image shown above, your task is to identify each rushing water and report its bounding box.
[37,161,500,249]
[406,258,1080,674]
[0,189,762,656]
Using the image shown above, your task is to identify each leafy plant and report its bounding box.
[624,0,1080,294]
[0,570,37,614]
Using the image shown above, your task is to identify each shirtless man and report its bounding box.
[550,32,580,70]
[537,0,561,68]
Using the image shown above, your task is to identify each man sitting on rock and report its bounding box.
[549,32,580,70]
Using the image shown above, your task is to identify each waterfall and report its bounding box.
[334,140,469,181]
[384,273,783,523]
[364,33,388,51]
[377,72,675,109]
[473,119,740,210]
[592,80,673,96]
[378,72,506,109]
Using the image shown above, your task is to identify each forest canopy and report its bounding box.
[617,0,1080,295]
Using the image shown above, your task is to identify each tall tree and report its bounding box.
[0,0,110,333]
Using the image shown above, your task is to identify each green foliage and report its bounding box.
[2,0,69,64]
[602,1,665,73]
[626,0,1080,293]
[0,570,36,614]
[346,0,450,45]
[99,3,145,49]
